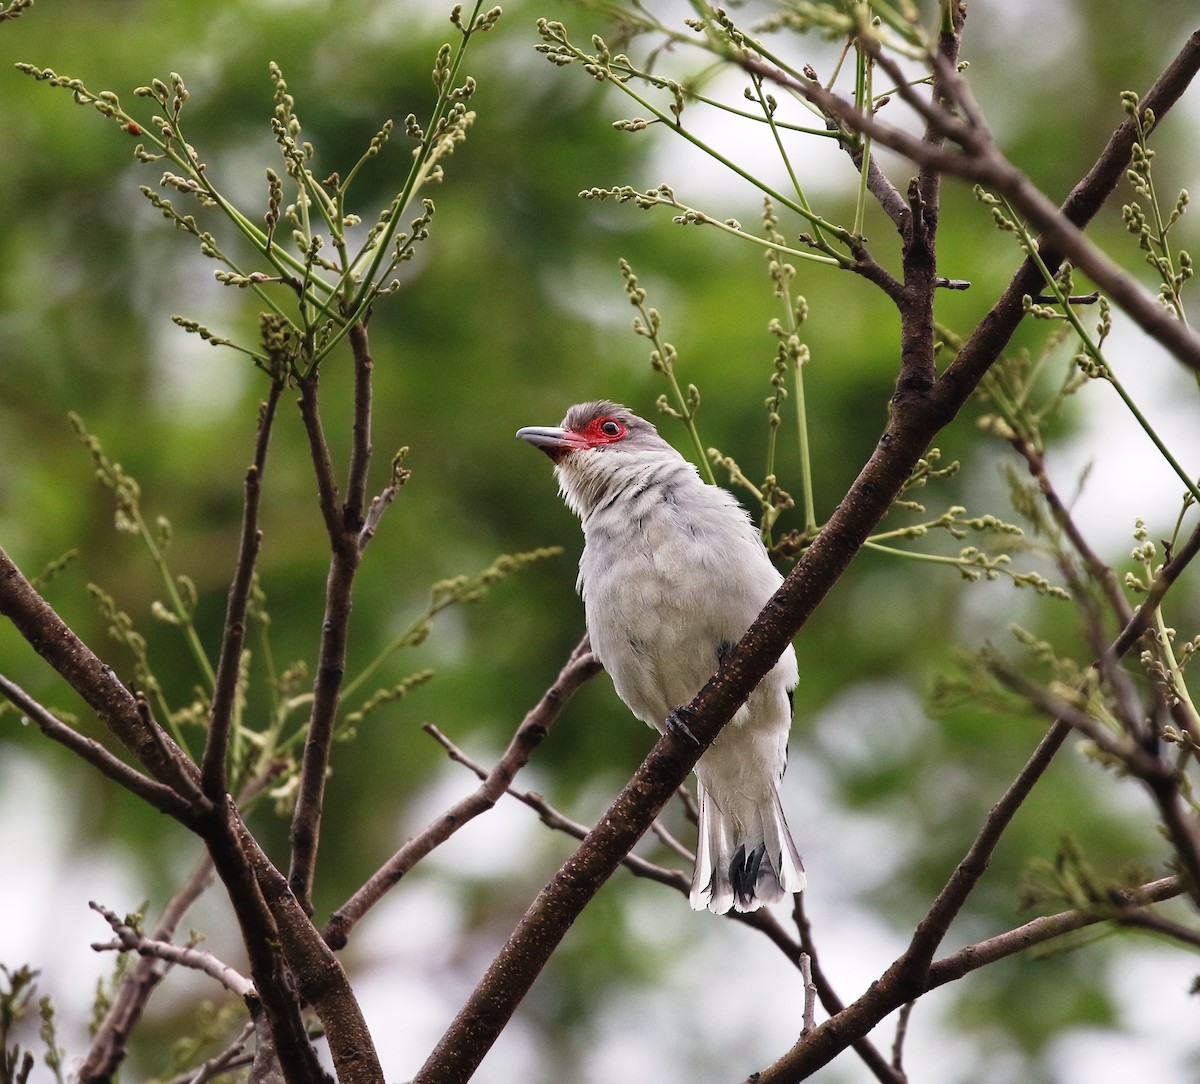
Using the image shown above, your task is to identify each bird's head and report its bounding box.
[516,400,686,518]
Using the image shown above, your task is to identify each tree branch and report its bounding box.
[203,380,282,799]
[89,900,255,999]
[290,362,367,912]
[80,854,216,1083]
[198,801,329,1084]
[926,876,1185,986]
[0,547,205,802]
[0,675,197,824]
[324,635,600,949]
[345,322,374,528]
[236,814,383,1084]
[413,28,1200,1084]
[756,30,1200,376]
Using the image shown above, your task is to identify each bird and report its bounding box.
[516,400,804,914]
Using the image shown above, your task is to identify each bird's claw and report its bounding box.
[665,706,701,747]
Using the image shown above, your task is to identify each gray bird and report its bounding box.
[516,400,804,913]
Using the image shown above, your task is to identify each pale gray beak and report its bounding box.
[516,425,589,460]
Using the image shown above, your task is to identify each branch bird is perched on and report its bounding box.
[517,401,804,913]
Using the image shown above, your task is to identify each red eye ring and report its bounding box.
[585,416,627,444]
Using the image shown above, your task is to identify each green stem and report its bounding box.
[602,73,853,253]
[793,357,817,531]
[852,40,872,239]
[1004,196,1200,506]
[134,509,216,692]
[348,2,486,313]
[750,74,828,250]
[1152,603,1199,723]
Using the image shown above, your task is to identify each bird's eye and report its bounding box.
[600,420,621,437]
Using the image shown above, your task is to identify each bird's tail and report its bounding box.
[690,784,805,914]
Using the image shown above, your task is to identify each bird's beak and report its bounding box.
[515,425,589,462]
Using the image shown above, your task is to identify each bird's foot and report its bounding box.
[665,706,701,747]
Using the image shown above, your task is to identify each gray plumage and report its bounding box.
[517,401,804,913]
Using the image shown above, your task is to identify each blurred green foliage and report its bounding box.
[1,2,1199,1082]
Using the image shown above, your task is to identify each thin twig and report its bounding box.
[203,380,281,798]
[289,376,363,911]
[424,720,691,888]
[799,953,817,1038]
[89,900,255,999]
[890,1002,913,1081]
[0,674,197,824]
[792,894,905,1084]
[81,854,216,1083]
[324,635,600,948]
[648,818,695,863]
[0,547,205,799]
[172,1022,255,1084]
[926,876,1184,986]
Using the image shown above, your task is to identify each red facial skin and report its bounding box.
[516,415,628,462]
[575,415,628,447]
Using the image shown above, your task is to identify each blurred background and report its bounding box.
[1,1,1199,1081]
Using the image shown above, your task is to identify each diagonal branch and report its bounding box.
[0,674,197,824]
[926,876,1185,986]
[755,508,1200,1082]
[754,30,1200,376]
[80,854,216,1083]
[89,900,255,999]
[323,634,601,949]
[0,547,205,801]
[413,29,1200,1084]
[203,379,282,798]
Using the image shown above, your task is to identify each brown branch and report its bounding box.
[324,635,600,949]
[890,1001,913,1082]
[792,894,905,1084]
[203,380,282,798]
[415,30,1200,1084]
[1111,904,1200,950]
[289,368,366,912]
[345,322,374,527]
[89,900,255,998]
[0,675,197,824]
[199,801,329,1084]
[927,876,1184,986]
[288,324,381,912]
[756,520,1200,1084]
[295,376,342,543]
[0,547,204,800]
[236,814,383,1084]
[755,31,1200,377]
[80,854,216,1083]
